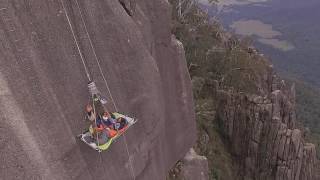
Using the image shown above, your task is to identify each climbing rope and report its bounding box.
[58,0,108,171]
[91,94,101,154]
[74,0,118,112]
[74,1,136,179]
[58,0,92,82]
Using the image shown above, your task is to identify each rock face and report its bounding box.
[180,148,209,180]
[0,0,196,180]
[216,67,317,180]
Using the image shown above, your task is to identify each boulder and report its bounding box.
[180,148,209,180]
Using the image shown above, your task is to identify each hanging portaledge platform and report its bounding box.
[60,0,137,177]
[78,113,137,152]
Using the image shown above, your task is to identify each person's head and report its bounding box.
[86,104,93,112]
[102,112,111,120]
[117,117,123,122]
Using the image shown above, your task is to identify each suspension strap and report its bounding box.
[59,0,92,82]
[74,1,135,179]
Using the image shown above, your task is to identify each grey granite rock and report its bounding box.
[0,0,196,179]
[215,68,317,180]
[180,148,209,180]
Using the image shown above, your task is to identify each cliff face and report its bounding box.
[0,0,196,179]
[216,66,317,180]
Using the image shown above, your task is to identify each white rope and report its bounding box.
[122,133,135,180]
[92,94,106,165]
[59,0,92,82]
[74,1,136,180]
[59,0,106,165]
[74,0,118,112]
[92,95,100,149]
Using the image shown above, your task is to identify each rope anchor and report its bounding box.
[88,81,99,95]
[88,81,108,104]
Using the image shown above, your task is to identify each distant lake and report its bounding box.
[199,0,320,87]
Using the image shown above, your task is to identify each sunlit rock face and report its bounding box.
[0,0,196,179]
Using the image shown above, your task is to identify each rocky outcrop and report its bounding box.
[119,0,136,16]
[216,68,317,180]
[167,148,209,180]
[180,148,209,180]
[0,0,196,179]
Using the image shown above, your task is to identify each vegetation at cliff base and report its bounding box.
[294,79,320,158]
[168,0,273,179]
[168,0,319,179]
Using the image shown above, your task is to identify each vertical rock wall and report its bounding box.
[0,0,196,179]
[216,67,317,180]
